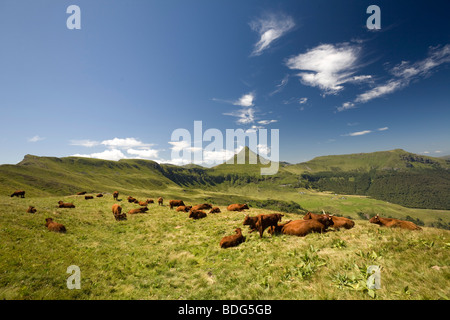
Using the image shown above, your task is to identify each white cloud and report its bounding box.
[286,43,369,94]
[126,148,159,159]
[257,120,277,125]
[377,127,389,131]
[224,107,256,125]
[233,93,255,107]
[423,151,430,154]
[70,139,100,147]
[28,135,45,142]
[338,44,450,111]
[270,75,289,95]
[250,13,295,56]
[435,150,442,153]
[101,137,152,149]
[72,149,128,161]
[299,97,308,104]
[344,130,372,137]
[257,144,271,155]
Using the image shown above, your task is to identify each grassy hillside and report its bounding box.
[0,194,448,300]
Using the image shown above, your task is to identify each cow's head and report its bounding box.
[319,214,334,228]
[369,214,381,224]
[242,204,249,210]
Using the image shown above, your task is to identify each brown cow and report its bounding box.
[169,200,185,209]
[85,195,94,200]
[176,205,192,212]
[281,214,334,237]
[220,228,246,249]
[127,196,137,203]
[255,213,284,238]
[303,211,355,230]
[268,220,292,235]
[96,193,103,198]
[227,203,249,212]
[113,191,119,201]
[45,218,66,233]
[138,200,150,206]
[11,190,25,198]
[189,209,207,220]
[369,214,422,230]
[243,214,261,233]
[58,201,75,208]
[26,206,37,214]
[128,207,149,215]
[76,191,87,195]
[112,204,127,221]
[146,199,154,204]
[158,197,163,206]
[209,207,221,214]
[192,203,212,211]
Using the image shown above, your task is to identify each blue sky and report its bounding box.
[0,0,449,165]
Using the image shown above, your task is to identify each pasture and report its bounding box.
[0,193,449,300]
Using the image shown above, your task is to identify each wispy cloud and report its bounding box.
[286,43,371,95]
[224,107,256,125]
[338,44,450,111]
[270,75,289,95]
[257,119,277,125]
[250,13,295,56]
[70,139,100,147]
[342,127,389,137]
[28,135,45,143]
[73,149,128,161]
[299,97,308,104]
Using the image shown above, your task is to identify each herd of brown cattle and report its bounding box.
[10,189,423,247]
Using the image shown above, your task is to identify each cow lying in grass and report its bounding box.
[85,195,94,200]
[176,205,192,212]
[189,209,207,220]
[209,207,221,213]
[192,203,212,211]
[45,218,66,233]
[303,211,355,230]
[128,207,149,215]
[369,214,422,230]
[58,201,75,208]
[227,203,249,212]
[271,214,334,237]
[26,206,37,213]
[220,228,245,248]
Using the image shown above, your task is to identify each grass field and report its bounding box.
[0,194,449,300]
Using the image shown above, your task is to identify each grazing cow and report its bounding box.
[176,205,192,212]
[227,203,249,212]
[220,228,246,249]
[10,190,25,198]
[369,214,422,231]
[192,203,212,211]
[303,211,355,230]
[158,197,163,206]
[45,218,66,233]
[96,193,103,198]
[85,195,94,200]
[169,200,185,209]
[128,207,149,215]
[209,207,221,214]
[188,209,207,220]
[255,213,284,238]
[26,206,37,214]
[281,214,334,237]
[113,191,119,201]
[58,201,75,208]
[76,191,87,195]
[112,204,127,221]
